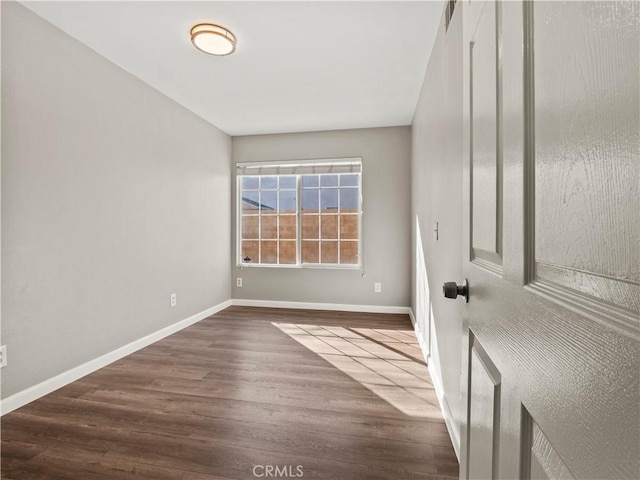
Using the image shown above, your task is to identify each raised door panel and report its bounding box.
[467,341,501,479]
[470,0,502,271]
[530,422,576,480]
[532,1,640,331]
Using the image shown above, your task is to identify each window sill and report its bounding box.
[237,263,362,271]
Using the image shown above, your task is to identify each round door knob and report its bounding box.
[442,279,469,303]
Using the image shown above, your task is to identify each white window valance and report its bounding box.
[236,157,362,176]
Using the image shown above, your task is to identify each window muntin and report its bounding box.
[239,171,361,267]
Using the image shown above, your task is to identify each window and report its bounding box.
[237,158,362,267]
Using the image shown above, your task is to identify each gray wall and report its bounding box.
[232,127,411,307]
[411,6,464,449]
[1,3,231,399]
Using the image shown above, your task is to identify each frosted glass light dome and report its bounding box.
[190,24,236,56]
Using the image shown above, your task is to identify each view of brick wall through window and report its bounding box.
[240,174,360,265]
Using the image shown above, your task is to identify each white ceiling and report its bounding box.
[22,1,443,136]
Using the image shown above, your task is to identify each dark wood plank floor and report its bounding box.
[2,306,459,479]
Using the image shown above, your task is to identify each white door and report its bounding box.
[458,1,639,478]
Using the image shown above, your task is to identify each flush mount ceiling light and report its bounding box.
[190,23,236,56]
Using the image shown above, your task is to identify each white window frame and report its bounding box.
[236,158,363,270]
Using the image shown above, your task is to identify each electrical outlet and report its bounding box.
[0,345,7,368]
[236,277,243,288]
[374,282,382,293]
[170,293,177,308]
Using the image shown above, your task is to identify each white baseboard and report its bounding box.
[408,308,416,326]
[232,298,411,315]
[428,359,461,462]
[409,308,461,461]
[1,300,232,416]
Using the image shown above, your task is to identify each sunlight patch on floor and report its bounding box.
[273,322,443,419]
